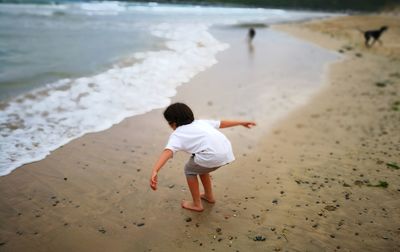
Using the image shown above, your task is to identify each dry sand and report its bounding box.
[0,14,399,252]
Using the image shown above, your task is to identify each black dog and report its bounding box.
[362,26,388,48]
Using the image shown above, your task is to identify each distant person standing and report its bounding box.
[248,28,256,43]
[247,27,256,54]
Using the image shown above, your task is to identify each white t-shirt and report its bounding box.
[165,120,235,168]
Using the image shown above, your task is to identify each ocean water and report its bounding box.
[0,1,337,176]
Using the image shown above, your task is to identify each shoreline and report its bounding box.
[0,15,339,177]
[1,14,399,251]
[0,8,337,177]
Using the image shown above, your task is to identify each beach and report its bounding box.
[0,12,399,252]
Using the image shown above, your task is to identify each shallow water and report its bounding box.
[0,1,338,175]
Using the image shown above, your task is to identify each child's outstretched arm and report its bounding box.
[220,120,256,129]
[150,149,173,191]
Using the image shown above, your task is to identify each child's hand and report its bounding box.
[242,122,256,128]
[150,171,158,190]
[149,149,172,191]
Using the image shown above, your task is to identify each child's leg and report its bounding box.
[199,173,215,203]
[181,175,204,212]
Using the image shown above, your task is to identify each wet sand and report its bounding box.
[1,14,400,251]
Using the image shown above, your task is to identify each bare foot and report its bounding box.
[200,194,215,204]
[181,200,204,212]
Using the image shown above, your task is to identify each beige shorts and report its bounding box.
[184,156,220,176]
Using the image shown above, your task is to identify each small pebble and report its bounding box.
[253,235,266,241]
[324,205,337,211]
[185,217,192,223]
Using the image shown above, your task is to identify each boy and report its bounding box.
[150,103,256,212]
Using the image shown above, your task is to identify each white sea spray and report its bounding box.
[0,1,339,175]
[0,21,228,176]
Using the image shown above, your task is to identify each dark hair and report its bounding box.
[163,103,194,127]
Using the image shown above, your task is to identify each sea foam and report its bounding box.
[0,21,228,176]
[0,1,338,176]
